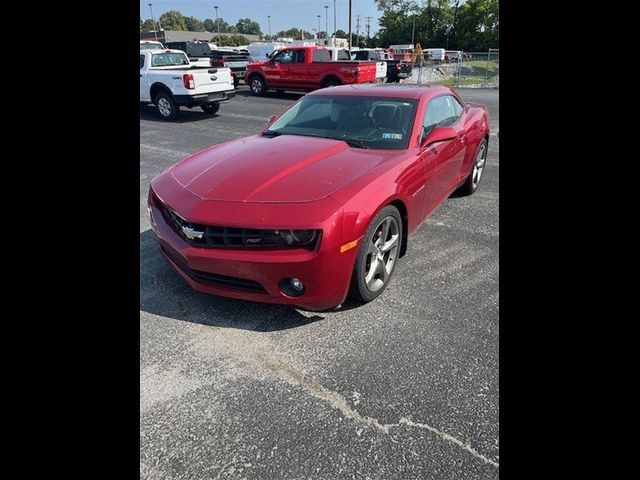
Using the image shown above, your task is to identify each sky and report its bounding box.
[140,0,383,36]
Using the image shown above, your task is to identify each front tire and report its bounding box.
[249,76,266,96]
[457,139,488,196]
[349,205,403,304]
[200,103,220,115]
[154,91,178,121]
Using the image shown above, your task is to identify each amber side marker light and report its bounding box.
[340,239,359,253]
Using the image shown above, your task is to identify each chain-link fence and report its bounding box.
[407,49,499,88]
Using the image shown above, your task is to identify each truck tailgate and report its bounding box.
[192,68,233,94]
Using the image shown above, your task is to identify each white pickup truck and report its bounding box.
[139,49,235,120]
[325,47,387,82]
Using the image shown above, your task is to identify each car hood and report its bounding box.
[169,134,400,203]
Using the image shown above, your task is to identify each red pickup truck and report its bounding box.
[245,46,377,95]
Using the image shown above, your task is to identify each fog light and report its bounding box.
[280,277,305,297]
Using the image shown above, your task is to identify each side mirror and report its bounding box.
[268,114,279,124]
[421,126,457,148]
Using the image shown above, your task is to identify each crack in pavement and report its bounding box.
[256,353,499,469]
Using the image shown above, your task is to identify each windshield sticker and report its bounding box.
[382,133,403,140]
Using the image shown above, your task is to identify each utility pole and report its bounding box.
[214,5,220,45]
[148,3,157,42]
[324,5,329,46]
[411,13,416,47]
[451,0,460,49]
[317,15,321,42]
[365,16,372,48]
[267,15,271,40]
[355,14,360,48]
[348,0,352,52]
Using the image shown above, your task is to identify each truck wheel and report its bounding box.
[249,76,266,96]
[154,91,179,121]
[201,103,220,115]
[322,78,341,88]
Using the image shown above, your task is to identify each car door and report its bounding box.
[417,95,466,218]
[263,49,295,87]
[289,49,308,86]
[140,54,150,101]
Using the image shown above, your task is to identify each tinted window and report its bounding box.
[140,55,145,69]
[294,50,306,63]
[353,51,368,60]
[151,52,190,67]
[422,95,458,139]
[312,49,331,62]
[273,50,294,64]
[337,49,350,60]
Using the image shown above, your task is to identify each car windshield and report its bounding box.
[151,53,190,67]
[140,43,163,50]
[265,95,418,150]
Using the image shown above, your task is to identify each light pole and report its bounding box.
[267,15,271,40]
[317,15,321,42]
[348,0,352,52]
[324,5,329,45]
[214,5,220,45]
[333,0,336,45]
[148,3,157,42]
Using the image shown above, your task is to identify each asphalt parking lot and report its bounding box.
[140,86,499,479]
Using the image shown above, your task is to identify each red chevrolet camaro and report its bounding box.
[148,84,489,310]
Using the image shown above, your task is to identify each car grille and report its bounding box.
[152,191,318,250]
[161,247,267,294]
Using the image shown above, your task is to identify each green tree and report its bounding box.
[335,29,347,38]
[213,34,250,47]
[184,16,205,32]
[203,18,215,32]
[159,10,187,31]
[140,19,155,31]
[235,18,262,35]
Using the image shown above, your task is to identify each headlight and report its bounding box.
[277,229,318,246]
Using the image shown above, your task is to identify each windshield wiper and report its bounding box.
[320,135,370,149]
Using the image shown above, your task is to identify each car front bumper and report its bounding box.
[147,187,358,311]
[173,90,236,106]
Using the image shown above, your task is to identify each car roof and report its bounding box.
[307,83,455,100]
[141,48,185,54]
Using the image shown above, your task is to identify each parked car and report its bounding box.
[148,85,490,310]
[325,47,387,82]
[389,44,414,62]
[246,43,284,62]
[140,40,164,50]
[445,50,464,62]
[351,48,412,83]
[245,46,377,95]
[165,41,250,87]
[139,49,235,120]
[424,48,446,63]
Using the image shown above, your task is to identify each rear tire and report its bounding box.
[154,91,179,121]
[456,139,488,196]
[249,76,266,96]
[322,78,341,88]
[348,205,403,304]
[200,103,220,115]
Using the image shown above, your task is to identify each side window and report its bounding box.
[312,49,331,62]
[451,96,464,118]
[294,50,306,63]
[140,55,145,69]
[273,50,294,64]
[422,95,458,139]
[337,49,350,60]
